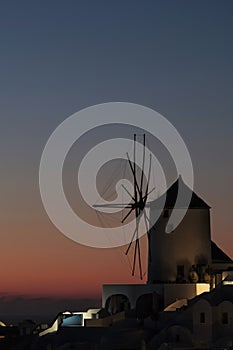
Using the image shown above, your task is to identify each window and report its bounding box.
[200,312,205,323]
[176,265,185,282]
[222,312,229,324]
[163,209,169,218]
[62,314,83,327]
[175,334,180,342]
[177,265,184,277]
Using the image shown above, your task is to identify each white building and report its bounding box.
[39,309,100,337]
[37,177,233,349]
[148,282,233,349]
[102,177,233,314]
[148,176,212,284]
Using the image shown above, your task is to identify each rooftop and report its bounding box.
[211,241,233,264]
[149,176,210,209]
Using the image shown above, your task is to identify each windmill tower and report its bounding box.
[99,135,215,312]
[148,176,212,285]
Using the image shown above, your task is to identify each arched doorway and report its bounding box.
[105,294,131,315]
[136,293,154,319]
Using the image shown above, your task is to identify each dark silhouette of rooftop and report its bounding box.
[150,175,210,209]
[211,241,233,263]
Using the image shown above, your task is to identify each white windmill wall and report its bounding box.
[148,208,212,283]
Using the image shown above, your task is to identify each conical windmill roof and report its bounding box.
[149,175,210,209]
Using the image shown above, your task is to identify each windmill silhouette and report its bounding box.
[94,134,154,280]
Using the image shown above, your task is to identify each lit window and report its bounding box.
[200,312,205,323]
[222,312,229,324]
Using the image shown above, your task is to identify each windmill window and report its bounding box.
[200,312,205,323]
[177,265,184,277]
[222,312,229,324]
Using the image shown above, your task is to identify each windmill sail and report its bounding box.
[93,134,154,279]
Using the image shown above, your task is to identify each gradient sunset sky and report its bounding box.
[1,0,233,300]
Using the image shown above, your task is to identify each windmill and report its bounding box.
[93,134,154,280]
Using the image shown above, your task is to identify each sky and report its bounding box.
[1,0,233,308]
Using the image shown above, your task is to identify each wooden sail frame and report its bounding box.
[93,134,154,279]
